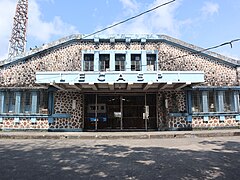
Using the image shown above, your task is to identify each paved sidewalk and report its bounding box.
[0,129,240,139]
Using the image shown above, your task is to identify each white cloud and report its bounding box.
[201,1,219,17]
[0,0,78,60]
[119,0,139,10]
[0,0,16,60]
[105,0,184,37]
[119,0,139,15]
[28,0,78,42]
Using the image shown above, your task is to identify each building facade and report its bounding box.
[0,34,240,131]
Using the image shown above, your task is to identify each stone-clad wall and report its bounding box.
[0,41,237,87]
[192,116,239,128]
[49,91,83,129]
[157,91,189,130]
[0,40,239,130]
[159,43,237,86]
[0,118,49,130]
[0,42,82,87]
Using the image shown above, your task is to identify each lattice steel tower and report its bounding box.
[8,0,28,58]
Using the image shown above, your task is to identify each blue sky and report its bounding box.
[0,0,240,60]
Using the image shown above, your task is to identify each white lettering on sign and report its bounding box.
[117,74,125,81]
[137,73,144,81]
[98,73,105,81]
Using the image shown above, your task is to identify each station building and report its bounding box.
[0,34,239,131]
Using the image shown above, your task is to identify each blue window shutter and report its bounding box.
[0,92,4,114]
[187,91,192,114]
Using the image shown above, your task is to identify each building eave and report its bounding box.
[1,34,239,68]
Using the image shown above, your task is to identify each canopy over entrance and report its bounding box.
[36,71,204,92]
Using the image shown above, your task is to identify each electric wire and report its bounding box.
[29,0,240,82]
[82,0,176,39]
[167,39,240,62]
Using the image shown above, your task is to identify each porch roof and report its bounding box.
[36,71,204,92]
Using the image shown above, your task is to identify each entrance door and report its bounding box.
[84,95,121,130]
[122,94,157,129]
[122,95,145,129]
[84,94,157,131]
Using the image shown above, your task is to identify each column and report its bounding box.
[15,92,21,114]
[126,51,131,71]
[141,51,147,71]
[0,92,4,113]
[218,91,224,112]
[48,91,54,115]
[31,91,38,114]
[202,91,208,112]
[94,51,99,71]
[233,91,239,112]
[110,51,115,71]
[187,91,192,114]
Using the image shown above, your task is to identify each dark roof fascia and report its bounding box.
[0,34,83,68]
[1,34,239,68]
[158,35,240,67]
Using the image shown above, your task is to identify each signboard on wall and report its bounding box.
[114,112,122,118]
[87,104,106,113]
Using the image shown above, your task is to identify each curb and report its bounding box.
[0,130,240,139]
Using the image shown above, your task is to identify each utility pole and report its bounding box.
[8,0,28,58]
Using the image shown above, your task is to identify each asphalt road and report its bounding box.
[0,137,239,180]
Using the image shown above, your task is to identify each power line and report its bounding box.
[82,0,176,39]
[36,39,240,83]
[79,0,240,61]
[167,38,240,61]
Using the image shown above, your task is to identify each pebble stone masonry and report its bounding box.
[0,34,240,131]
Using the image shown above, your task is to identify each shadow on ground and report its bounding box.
[0,139,239,180]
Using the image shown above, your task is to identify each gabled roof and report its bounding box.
[1,34,239,67]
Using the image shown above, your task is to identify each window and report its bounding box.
[4,92,16,113]
[147,54,156,71]
[115,54,125,71]
[39,91,48,113]
[208,91,217,112]
[192,91,202,112]
[20,91,32,113]
[131,54,141,71]
[0,90,48,115]
[191,90,237,113]
[99,54,110,71]
[223,91,233,112]
[84,54,94,71]
[0,92,3,113]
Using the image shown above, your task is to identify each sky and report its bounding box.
[0,0,240,60]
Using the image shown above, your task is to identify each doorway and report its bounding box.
[84,94,157,131]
